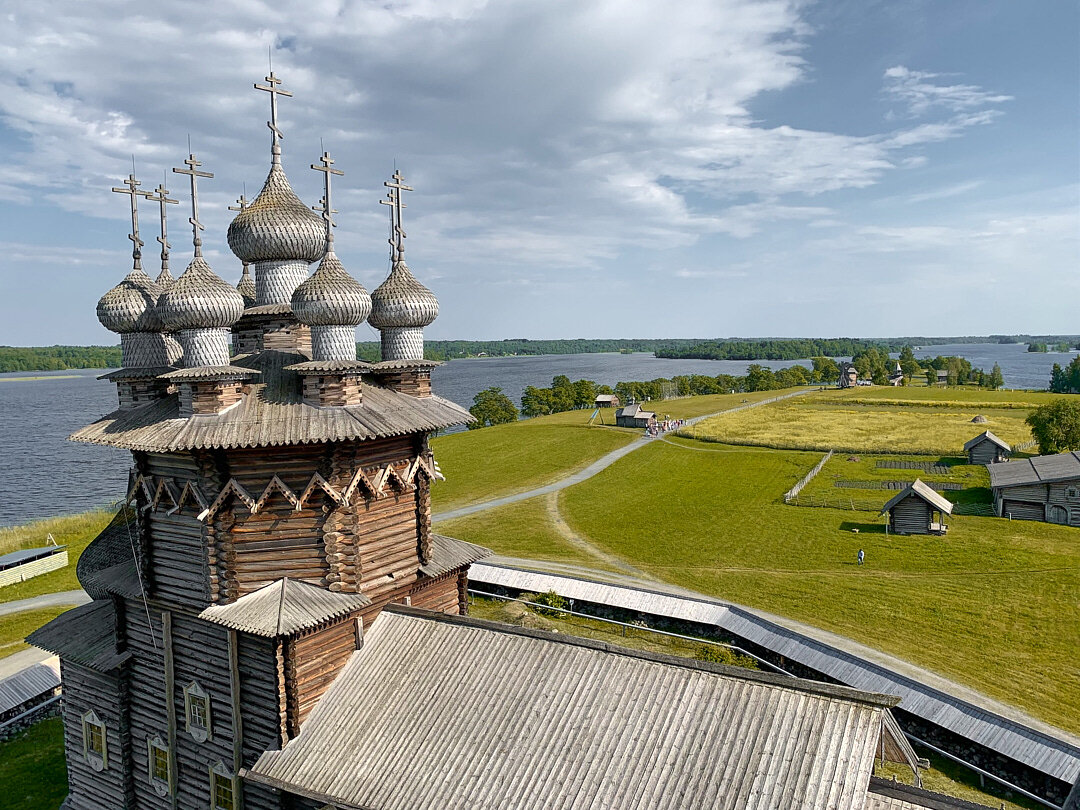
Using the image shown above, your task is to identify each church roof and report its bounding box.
[69,349,472,452]
[291,249,371,327]
[27,601,129,672]
[420,534,492,579]
[227,163,326,264]
[199,578,371,637]
[247,607,896,810]
[368,260,439,329]
[863,778,998,810]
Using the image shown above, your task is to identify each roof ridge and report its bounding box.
[276,576,289,636]
[382,605,900,709]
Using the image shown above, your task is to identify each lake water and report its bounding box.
[0,343,1071,527]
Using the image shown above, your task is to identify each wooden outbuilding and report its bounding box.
[988,450,1080,525]
[594,394,620,408]
[934,369,949,385]
[880,479,953,535]
[615,402,656,428]
[964,430,1010,465]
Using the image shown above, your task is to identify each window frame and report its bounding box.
[81,709,108,771]
[183,680,212,742]
[146,735,171,796]
[209,761,238,810]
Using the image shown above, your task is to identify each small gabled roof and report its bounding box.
[963,430,1010,452]
[880,479,954,516]
[199,578,371,638]
[27,601,130,672]
[988,450,1080,489]
[595,394,617,402]
[617,402,641,417]
[419,534,492,579]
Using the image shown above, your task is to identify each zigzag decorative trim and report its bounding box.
[126,452,443,522]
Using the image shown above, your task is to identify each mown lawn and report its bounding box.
[685,391,1034,455]
[0,606,74,659]
[444,440,1080,733]
[0,511,113,604]
[0,717,68,810]
[643,387,808,420]
[430,413,637,512]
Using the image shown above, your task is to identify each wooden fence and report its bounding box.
[1012,440,1038,453]
[876,460,954,474]
[783,450,833,503]
[0,550,68,588]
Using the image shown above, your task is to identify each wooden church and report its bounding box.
[30,74,981,810]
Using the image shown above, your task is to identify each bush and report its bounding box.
[694,644,758,670]
[527,590,570,618]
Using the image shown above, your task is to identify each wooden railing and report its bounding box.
[783,450,833,503]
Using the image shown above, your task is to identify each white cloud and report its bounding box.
[883,66,1013,117]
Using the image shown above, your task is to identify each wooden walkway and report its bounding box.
[469,559,1080,792]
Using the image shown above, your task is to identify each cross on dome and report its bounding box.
[228,194,250,212]
[145,181,178,275]
[380,169,412,262]
[172,154,213,258]
[111,173,151,269]
[254,72,293,165]
[311,151,344,243]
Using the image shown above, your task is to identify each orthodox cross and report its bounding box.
[310,151,343,244]
[111,174,151,270]
[228,193,250,212]
[254,72,292,163]
[380,169,412,262]
[172,154,213,258]
[145,181,179,274]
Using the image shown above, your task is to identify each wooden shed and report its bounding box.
[988,450,1080,525]
[594,394,620,408]
[615,402,656,429]
[964,430,1011,465]
[880,479,953,535]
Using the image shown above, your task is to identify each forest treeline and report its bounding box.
[0,345,122,372]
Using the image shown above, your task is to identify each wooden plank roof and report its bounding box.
[69,350,472,453]
[962,430,1010,452]
[469,563,1080,787]
[199,578,371,637]
[419,534,492,579]
[988,450,1080,489]
[248,607,892,810]
[880,479,954,516]
[863,778,997,810]
[0,657,60,716]
[27,601,129,672]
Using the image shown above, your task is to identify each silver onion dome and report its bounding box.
[237,265,257,308]
[97,270,165,334]
[226,164,325,264]
[292,251,372,327]
[368,260,439,329]
[155,267,175,291]
[159,257,245,331]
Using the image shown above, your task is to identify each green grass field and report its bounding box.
[639,387,807,420]
[441,439,1080,732]
[0,717,68,810]
[0,511,113,604]
[685,389,1035,454]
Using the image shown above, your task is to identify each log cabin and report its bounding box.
[988,450,1080,525]
[615,402,656,428]
[880,479,954,535]
[964,430,1011,465]
[30,72,974,810]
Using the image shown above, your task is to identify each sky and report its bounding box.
[0,0,1075,345]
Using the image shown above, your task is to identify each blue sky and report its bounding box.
[0,0,1075,345]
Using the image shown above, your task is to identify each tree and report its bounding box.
[520,385,553,417]
[985,363,1004,390]
[898,346,921,380]
[1049,356,1080,394]
[1026,400,1080,454]
[811,356,839,384]
[745,364,776,392]
[468,387,518,429]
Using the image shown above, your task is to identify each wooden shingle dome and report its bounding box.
[97,269,165,334]
[159,257,245,331]
[226,164,325,265]
[292,251,371,327]
[369,260,439,330]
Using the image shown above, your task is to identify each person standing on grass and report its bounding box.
[858,549,865,566]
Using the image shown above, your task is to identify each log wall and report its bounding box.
[58,659,130,810]
[408,571,463,614]
[889,497,932,535]
[286,618,360,734]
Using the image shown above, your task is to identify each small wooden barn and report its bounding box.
[615,402,656,429]
[880,479,953,535]
[934,369,949,385]
[988,450,1080,525]
[964,430,1010,465]
[594,394,620,408]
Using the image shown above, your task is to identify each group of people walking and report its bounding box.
[646,418,686,437]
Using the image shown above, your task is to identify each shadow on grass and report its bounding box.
[838,521,888,535]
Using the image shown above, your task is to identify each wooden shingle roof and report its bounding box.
[419,534,492,579]
[863,778,997,810]
[70,350,472,453]
[988,450,1080,489]
[27,601,129,672]
[962,430,1010,452]
[880,479,954,516]
[248,607,895,810]
[198,578,371,637]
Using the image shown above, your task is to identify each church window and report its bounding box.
[81,709,108,771]
[210,761,237,810]
[147,736,171,796]
[184,681,212,742]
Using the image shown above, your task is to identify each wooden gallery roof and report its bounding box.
[247,607,907,810]
[27,600,130,672]
[880,479,954,516]
[69,349,472,453]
